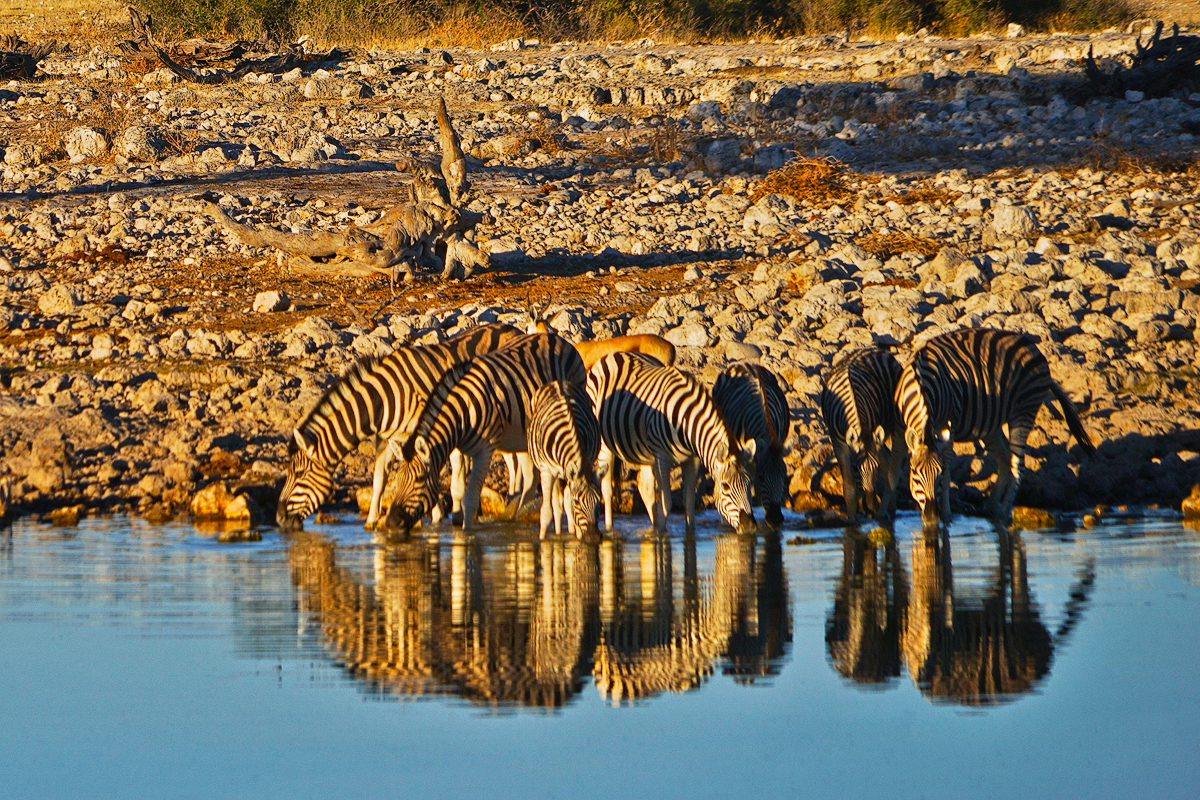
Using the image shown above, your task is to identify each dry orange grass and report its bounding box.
[857,232,942,259]
[882,186,962,206]
[750,156,851,206]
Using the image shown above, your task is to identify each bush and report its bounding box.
[132,0,1133,44]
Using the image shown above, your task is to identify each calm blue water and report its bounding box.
[1,512,1198,800]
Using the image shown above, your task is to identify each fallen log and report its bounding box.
[1086,22,1200,98]
[124,7,344,84]
[0,36,56,80]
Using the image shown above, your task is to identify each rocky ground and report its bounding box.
[2,20,1200,528]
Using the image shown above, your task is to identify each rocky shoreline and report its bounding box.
[1,23,1199,529]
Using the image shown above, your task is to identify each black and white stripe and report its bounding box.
[528,380,602,538]
[819,347,906,521]
[896,328,1095,525]
[276,323,521,529]
[711,363,790,527]
[586,352,755,534]
[383,332,588,532]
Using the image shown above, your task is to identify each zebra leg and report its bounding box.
[538,468,555,539]
[879,432,908,522]
[655,457,673,532]
[367,438,399,528]
[833,439,860,519]
[637,465,661,531]
[599,444,616,532]
[449,449,468,519]
[985,429,1016,524]
[553,479,566,537]
[682,457,699,534]
[504,453,519,495]
[515,453,538,514]
[460,446,494,530]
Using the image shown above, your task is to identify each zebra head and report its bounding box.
[567,471,601,538]
[382,436,439,533]
[713,439,757,534]
[277,430,331,530]
[910,427,951,526]
[755,441,788,528]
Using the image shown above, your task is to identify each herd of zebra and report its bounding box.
[275,317,1096,535]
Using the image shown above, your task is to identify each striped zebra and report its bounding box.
[711,363,791,527]
[276,323,522,530]
[528,380,602,538]
[382,332,588,532]
[586,352,756,534]
[819,347,907,521]
[896,328,1096,525]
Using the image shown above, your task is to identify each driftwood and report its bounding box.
[205,97,488,286]
[0,36,56,80]
[122,7,344,84]
[1086,22,1200,98]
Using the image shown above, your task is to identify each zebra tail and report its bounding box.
[1050,381,1097,456]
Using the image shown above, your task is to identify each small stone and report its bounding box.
[253,290,289,313]
[664,321,715,348]
[117,126,163,162]
[992,203,1039,238]
[48,505,83,526]
[683,266,703,281]
[724,341,762,360]
[1124,90,1145,103]
[1005,22,1026,37]
[38,285,81,316]
[1011,506,1057,529]
[190,481,237,519]
[62,126,111,161]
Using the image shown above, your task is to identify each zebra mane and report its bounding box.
[295,354,386,436]
[744,364,783,451]
[400,356,475,460]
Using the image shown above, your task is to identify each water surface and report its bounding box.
[1,513,1197,799]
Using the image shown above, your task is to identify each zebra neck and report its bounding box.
[681,404,732,474]
[423,402,471,476]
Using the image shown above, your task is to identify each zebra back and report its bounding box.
[587,352,736,473]
[529,380,601,481]
[820,347,903,451]
[900,328,1051,447]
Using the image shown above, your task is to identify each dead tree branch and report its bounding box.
[1086,22,1200,98]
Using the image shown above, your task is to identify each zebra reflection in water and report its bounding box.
[826,528,1095,704]
[286,531,790,708]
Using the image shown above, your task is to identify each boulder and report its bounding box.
[992,203,1039,238]
[63,126,111,161]
[1183,484,1200,519]
[38,284,81,316]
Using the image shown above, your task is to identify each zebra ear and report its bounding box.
[293,430,317,461]
[412,436,431,460]
[939,427,951,443]
[740,438,757,462]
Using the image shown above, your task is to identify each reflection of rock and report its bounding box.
[901,530,1090,705]
[285,531,791,708]
[825,531,906,684]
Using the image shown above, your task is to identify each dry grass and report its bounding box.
[1075,138,1200,176]
[750,156,851,206]
[857,231,942,259]
[529,120,571,155]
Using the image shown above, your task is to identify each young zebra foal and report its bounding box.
[712,363,791,527]
[897,328,1096,526]
[819,347,907,522]
[528,381,602,538]
[587,352,756,534]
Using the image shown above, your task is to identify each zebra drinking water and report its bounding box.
[711,363,791,527]
[528,380,602,538]
[382,332,588,532]
[896,328,1096,526]
[587,352,756,534]
[819,347,907,522]
[276,323,522,530]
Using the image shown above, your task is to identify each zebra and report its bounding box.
[711,363,791,527]
[819,347,907,521]
[276,322,523,531]
[896,328,1096,526]
[586,352,756,535]
[528,380,602,538]
[382,332,588,532]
